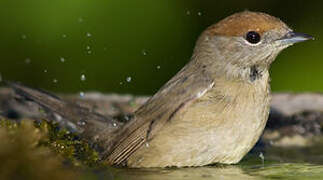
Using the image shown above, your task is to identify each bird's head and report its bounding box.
[194,11,313,81]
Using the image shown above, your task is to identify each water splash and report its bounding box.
[86,46,92,54]
[124,115,130,121]
[80,91,85,98]
[142,49,147,56]
[25,58,31,64]
[86,32,92,37]
[78,17,84,23]
[81,74,86,81]
[21,34,27,40]
[77,120,86,126]
[259,152,265,165]
[60,57,65,62]
[126,76,132,82]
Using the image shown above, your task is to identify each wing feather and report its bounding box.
[106,60,214,165]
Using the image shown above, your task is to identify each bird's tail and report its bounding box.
[5,81,122,154]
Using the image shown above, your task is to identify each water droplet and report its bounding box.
[156,65,161,69]
[80,91,85,97]
[119,82,123,85]
[142,49,147,56]
[126,76,132,82]
[197,12,202,16]
[54,113,62,121]
[44,69,48,73]
[259,152,265,164]
[60,57,65,62]
[53,79,58,83]
[113,123,117,127]
[78,17,84,23]
[81,74,86,81]
[186,10,191,15]
[87,50,92,54]
[21,34,27,39]
[86,45,91,50]
[77,120,86,126]
[86,32,92,37]
[25,58,31,64]
[124,115,130,121]
[62,34,67,38]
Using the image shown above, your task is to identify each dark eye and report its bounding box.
[246,31,261,44]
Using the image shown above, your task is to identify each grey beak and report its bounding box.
[278,31,314,45]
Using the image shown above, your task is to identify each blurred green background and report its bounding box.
[0,0,321,95]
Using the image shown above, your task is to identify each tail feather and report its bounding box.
[6,81,123,155]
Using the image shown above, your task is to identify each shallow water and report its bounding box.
[113,163,323,180]
[87,145,323,180]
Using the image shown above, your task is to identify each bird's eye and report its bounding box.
[245,31,261,44]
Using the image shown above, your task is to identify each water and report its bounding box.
[79,91,85,97]
[113,163,323,180]
[21,34,27,40]
[78,17,84,23]
[126,76,132,82]
[81,74,86,81]
[25,58,31,64]
[86,32,92,37]
[142,49,147,56]
[60,57,65,62]
[83,144,323,180]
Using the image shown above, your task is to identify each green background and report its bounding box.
[0,0,321,95]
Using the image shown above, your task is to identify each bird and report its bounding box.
[6,11,313,168]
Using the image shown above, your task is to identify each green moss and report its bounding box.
[0,118,78,180]
[0,118,103,179]
[34,121,100,167]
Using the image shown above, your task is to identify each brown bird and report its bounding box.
[7,11,313,168]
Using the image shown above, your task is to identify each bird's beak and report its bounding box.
[277,31,314,45]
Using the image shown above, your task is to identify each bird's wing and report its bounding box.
[106,60,214,165]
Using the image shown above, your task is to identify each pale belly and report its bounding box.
[127,78,271,168]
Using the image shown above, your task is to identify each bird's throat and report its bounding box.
[249,65,263,82]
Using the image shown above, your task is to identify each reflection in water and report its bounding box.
[114,163,323,180]
[115,165,258,180]
[88,143,323,180]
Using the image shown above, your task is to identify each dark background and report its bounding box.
[0,0,321,95]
